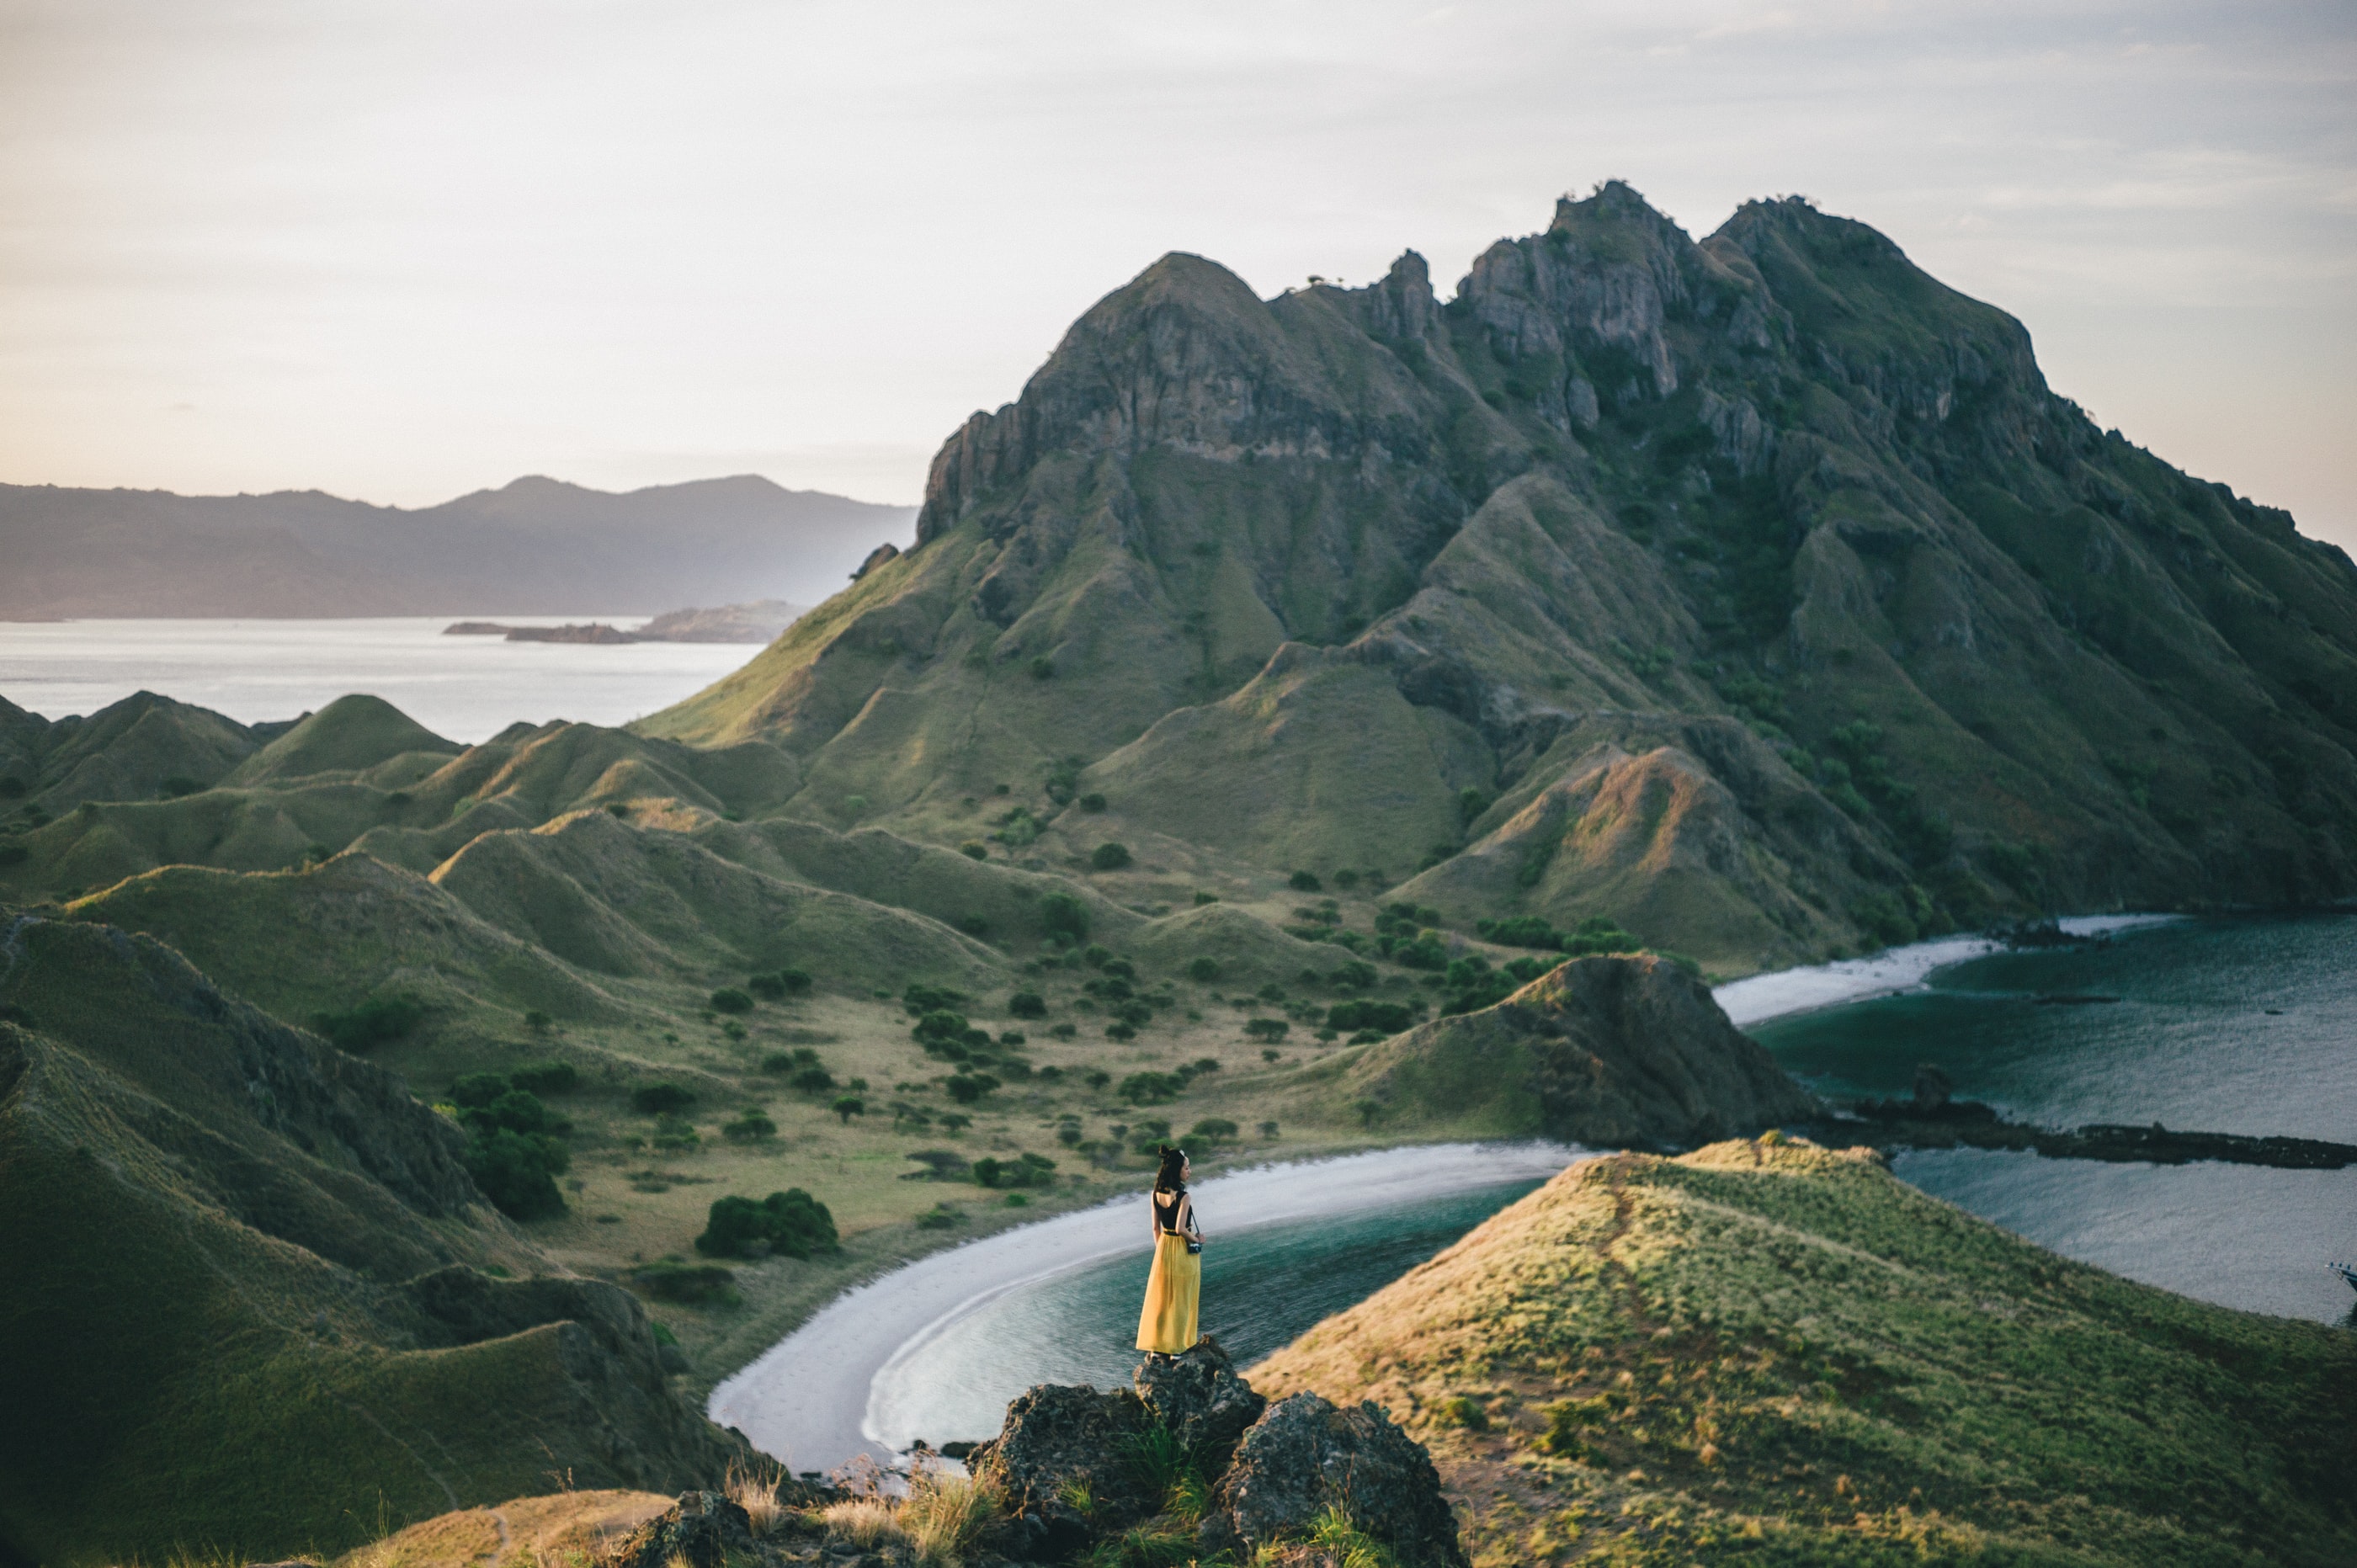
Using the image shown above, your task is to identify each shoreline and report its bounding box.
[1712,913,2184,1029]
[706,1140,1586,1476]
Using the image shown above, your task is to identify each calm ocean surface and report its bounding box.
[1755,912,2357,1325]
[0,616,755,742]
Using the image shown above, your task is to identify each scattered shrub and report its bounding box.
[1088,842,1131,872]
[308,993,425,1053]
[1008,991,1047,1018]
[916,1203,968,1230]
[1287,869,1322,891]
[0,845,27,868]
[944,1072,1000,1104]
[710,986,755,1015]
[1436,1395,1490,1430]
[830,1095,865,1124]
[1029,656,1054,680]
[1119,1071,1181,1104]
[747,968,812,1000]
[722,1110,779,1141]
[973,1151,1058,1188]
[1051,1022,1077,1039]
[157,774,205,799]
[1189,1118,1238,1144]
[1243,1018,1289,1042]
[904,1150,971,1181]
[1457,785,1493,825]
[695,1188,839,1259]
[508,1060,578,1095]
[630,1082,696,1115]
[1325,999,1413,1034]
[960,841,989,860]
[1105,1022,1137,1041]
[464,1127,568,1220]
[1186,956,1221,982]
[1078,792,1107,811]
[523,1008,553,1032]
[1040,890,1090,942]
[1083,1068,1111,1089]
[1193,890,1219,905]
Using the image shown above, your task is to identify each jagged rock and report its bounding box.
[966,1384,1153,1559]
[1205,1394,1467,1568]
[1132,1335,1266,1470]
[604,1491,758,1568]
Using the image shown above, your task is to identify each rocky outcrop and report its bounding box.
[1338,954,1821,1148]
[1133,1335,1266,1471]
[1201,1394,1466,1568]
[967,1344,1464,1566]
[964,1384,1154,1558]
[604,1491,761,1568]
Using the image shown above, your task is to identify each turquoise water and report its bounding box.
[1754,912,2357,1324]
[865,1179,1542,1449]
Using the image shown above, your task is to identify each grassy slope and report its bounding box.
[0,920,729,1566]
[1251,1141,2357,1566]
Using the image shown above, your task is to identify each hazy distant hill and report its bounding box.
[0,474,914,618]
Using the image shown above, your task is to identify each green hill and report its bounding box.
[0,915,738,1565]
[639,184,2357,974]
[1251,1140,2357,1566]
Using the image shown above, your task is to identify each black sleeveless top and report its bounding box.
[1152,1186,1194,1236]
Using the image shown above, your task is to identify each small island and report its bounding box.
[440,598,804,645]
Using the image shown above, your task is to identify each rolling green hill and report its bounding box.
[0,915,738,1565]
[1251,1140,2357,1566]
[640,184,2357,975]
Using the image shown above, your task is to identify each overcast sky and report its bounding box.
[3,1,2352,551]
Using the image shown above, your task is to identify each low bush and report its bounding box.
[1189,1118,1238,1144]
[508,1059,578,1095]
[463,1125,569,1220]
[630,1082,696,1115]
[1078,792,1107,811]
[1090,842,1133,871]
[973,1151,1057,1188]
[747,968,812,1000]
[710,986,755,1014]
[1105,1022,1137,1041]
[916,1204,967,1230]
[960,841,989,860]
[792,1066,837,1093]
[1287,869,1322,891]
[722,1110,778,1141]
[1186,956,1220,981]
[1119,1071,1180,1104]
[1325,999,1414,1034]
[945,1072,1000,1103]
[1008,990,1047,1018]
[1243,1018,1289,1042]
[830,1095,865,1124]
[904,982,971,1013]
[694,1188,839,1259]
[308,993,425,1053]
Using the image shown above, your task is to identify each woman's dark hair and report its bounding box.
[1153,1145,1188,1193]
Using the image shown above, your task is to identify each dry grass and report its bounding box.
[900,1469,998,1565]
[723,1459,790,1537]
[820,1497,905,1550]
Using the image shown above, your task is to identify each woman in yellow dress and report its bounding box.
[1136,1145,1203,1358]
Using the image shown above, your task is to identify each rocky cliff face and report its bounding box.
[643,183,2357,971]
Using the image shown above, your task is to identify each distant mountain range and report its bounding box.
[0,474,913,618]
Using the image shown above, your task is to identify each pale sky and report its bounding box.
[3,1,2352,553]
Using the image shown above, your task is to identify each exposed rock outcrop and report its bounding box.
[1133,1334,1267,1471]
[1201,1394,1467,1568]
[967,1343,1464,1565]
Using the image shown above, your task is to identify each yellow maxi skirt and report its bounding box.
[1136,1231,1200,1353]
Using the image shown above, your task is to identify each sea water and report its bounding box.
[0,616,756,742]
[1753,911,2357,1324]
